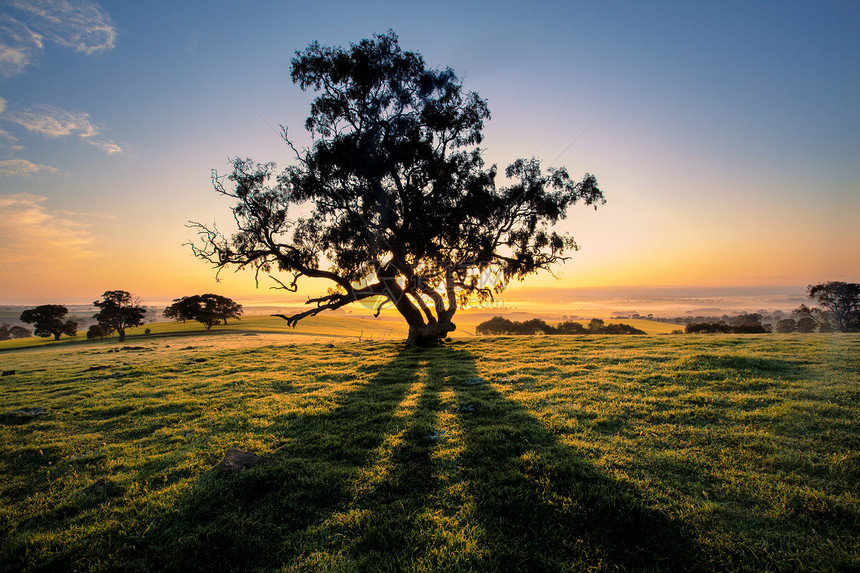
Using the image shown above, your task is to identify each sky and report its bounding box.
[1,0,858,310]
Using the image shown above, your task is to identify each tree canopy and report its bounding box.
[163,294,243,330]
[93,290,147,342]
[20,305,77,340]
[191,31,604,344]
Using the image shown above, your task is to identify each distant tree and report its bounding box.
[476,316,516,335]
[796,317,817,333]
[9,326,32,338]
[20,305,77,340]
[685,321,769,334]
[0,324,9,341]
[189,32,604,345]
[603,322,646,334]
[556,320,586,334]
[86,324,107,340]
[588,318,605,331]
[798,282,860,332]
[93,291,147,342]
[728,313,764,328]
[163,294,243,330]
[776,318,797,333]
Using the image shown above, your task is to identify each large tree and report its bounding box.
[93,290,147,342]
[796,281,860,332]
[164,294,243,330]
[20,305,78,340]
[190,32,604,344]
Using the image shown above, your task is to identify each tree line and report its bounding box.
[477,317,645,336]
[14,291,242,343]
[683,282,859,334]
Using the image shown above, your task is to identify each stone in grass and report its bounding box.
[215,448,271,474]
[464,376,486,386]
[11,407,46,417]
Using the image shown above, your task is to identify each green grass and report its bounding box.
[1,334,857,571]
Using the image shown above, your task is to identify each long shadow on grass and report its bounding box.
[56,347,433,572]
[433,345,706,571]
[30,344,705,572]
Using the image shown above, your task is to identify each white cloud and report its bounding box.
[0,192,99,266]
[2,103,124,155]
[5,104,97,138]
[0,159,58,175]
[0,0,116,77]
[88,139,123,155]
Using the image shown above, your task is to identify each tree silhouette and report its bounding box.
[163,294,243,330]
[799,282,860,332]
[20,305,77,340]
[190,31,604,345]
[93,290,146,342]
[776,318,797,333]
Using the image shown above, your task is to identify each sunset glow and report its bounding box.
[1,2,857,311]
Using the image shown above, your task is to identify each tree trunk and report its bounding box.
[118,328,126,342]
[53,332,61,341]
[405,316,456,346]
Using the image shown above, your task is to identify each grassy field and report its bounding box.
[0,332,857,571]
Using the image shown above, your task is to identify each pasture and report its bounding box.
[1,326,857,571]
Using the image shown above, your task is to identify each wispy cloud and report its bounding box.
[5,105,97,138]
[0,0,116,77]
[0,192,100,266]
[0,159,58,176]
[2,103,124,155]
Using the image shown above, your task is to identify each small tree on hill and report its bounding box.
[93,290,147,342]
[20,305,78,340]
[163,294,244,330]
[796,282,860,332]
[189,32,604,345]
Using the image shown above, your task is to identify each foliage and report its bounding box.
[0,335,857,571]
[0,324,27,340]
[776,318,797,333]
[797,281,860,332]
[163,294,243,330]
[685,313,770,334]
[190,31,604,344]
[19,304,77,340]
[796,316,817,333]
[685,322,770,334]
[93,290,147,343]
[86,324,108,340]
[476,316,645,335]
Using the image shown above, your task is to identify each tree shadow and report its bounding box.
[432,344,706,571]
[43,344,706,571]
[77,347,432,571]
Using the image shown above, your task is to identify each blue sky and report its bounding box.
[1,0,858,305]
